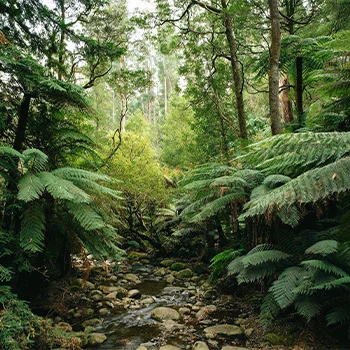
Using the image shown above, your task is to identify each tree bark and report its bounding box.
[280,75,294,123]
[13,93,32,151]
[221,0,248,140]
[268,0,283,135]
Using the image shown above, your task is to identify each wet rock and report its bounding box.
[54,322,72,332]
[105,301,114,308]
[81,318,103,328]
[127,251,149,260]
[166,274,175,284]
[204,324,244,339]
[160,259,175,267]
[99,308,110,316]
[179,307,191,315]
[100,286,118,294]
[244,328,254,337]
[141,297,155,305]
[160,346,181,350]
[265,333,292,346]
[199,319,215,326]
[128,289,142,299]
[151,307,180,321]
[136,347,148,350]
[193,341,209,350]
[105,291,118,300]
[203,289,217,300]
[162,320,183,330]
[116,287,128,298]
[91,294,103,301]
[204,305,217,313]
[88,332,107,346]
[171,262,187,271]
[221,347,247,350]
[175,268,193,279]
[108,275,118,282]
[155,267,168,276]
[124,273,141,284]
[84,326,95,334]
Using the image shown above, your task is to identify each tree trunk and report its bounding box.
[13,93,32,151]
[221,0,248,140]
[58,0,65,80]
[268,0,283,135]
[280,75,294,123]
[295,56,304,126]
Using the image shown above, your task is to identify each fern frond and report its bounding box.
[242,250,292,268]
[237,261,281,284]
[301,259,348,277]
[20,202,45,252]
[305,240,339,256]
[312,276,350,291]
[263,174,292,189]
[294,296,322,321]
[269,267,303,308]
[0,265,12,282]
[227,256,245,275]
[52,167,117,183]
[261,292,280,328]
[22,149,48,172]
[17,174,45,201]
[326,306,350,326]
[67,202,105,231]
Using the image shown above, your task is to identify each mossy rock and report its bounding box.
[175,268,193,279]
[265,333,293,346]
[171,262,187,271]
[160,259,175,267]
[127,251,149,260]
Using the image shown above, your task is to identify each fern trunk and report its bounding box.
[13,94,32,151]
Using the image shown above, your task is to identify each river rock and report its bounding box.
[175,268,193,279]
[155,267,168,276]
[141,297,155,305]
[105,291,118,300]
[151,307,180,321]
[128,289,142,299]
[245,328,254,336]
[91,294,103,301]
[54,322,72,332]
[82,318,103,328]
[75,279,95,290]
[221,347,248,350]
[204,324,244,339]
[193,341,209,350]
[179,307,191,315]
[204,305,217,313]
[160,259,175,267]
[100,286,118,294]
[124,273,141,283]
[88,332,107,346]
[116,287,128,298]
[171,262,187,271]
[166,274,175,284]
[160,346,180,350]
[136,347,148,350]
[99,308,109,316]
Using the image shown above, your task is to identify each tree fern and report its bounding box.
[20,202,45,253]
[311,276,350,291]
[301,259,348,277]
[17,174,45,201]
[241,250,292,268]
[305,240,339,256]
[261,292,280,328]
[22,149,48,173]
[294,297,322,322]
[67,202,105,231]
[326,306,350,326]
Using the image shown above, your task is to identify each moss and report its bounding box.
[171,262,187,271]
[265,333,293,346]
[175,268,193,279]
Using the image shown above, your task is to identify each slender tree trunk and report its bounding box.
[280,75,294,123]
[268,0,283,135]
[13,94,32,151]
[221,0,248,140]
[58,0,65,80]
[295,56,304,126]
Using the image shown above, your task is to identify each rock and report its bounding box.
[100,286,118,294]
[160,259,175,267]
[124,273,141,284]
[221,347,247,350]
[162,320,182,330]
[159,346,180,350]
[244,328,254,337]
[91,294,103,301]
[105,292,118,300]
[204,305,217,313]
[193,341,209,350]
[116,287,128,298]
[171,262,187,271]
[54,322,72,332]
[151,307,180,321]
[175,268,193,279]
[108,275,118,282]
[155,267,168,276]
[265,333,292,346]
[166,275,175,284]
[128,289,142,299]
[74,279,95,289]
[136,347,148,350]
[203,290,217,299]
[84,326,95,334]
[105,301,114,308]
[196,310,208,320]
[99,308,109,316]
[81,318,103,328]
[204,324,244,339]
[88,332,107,346]
[141,297,155,305]
[192,305,201,312]
[179,307,191,315]
[127,251,149,260]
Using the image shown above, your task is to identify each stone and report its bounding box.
[160,259,175,267]
[193,341,209,350]
[171,262,187,271]
[155,267,168,276]
[204,305,217,313]
[108,275,118,282]
[100,286,118,294]
[127,251,149,259]
[193,262,207,274]
[141,297,155,305]
[151,307,180,321]
[166,274,175,284]
[136,347,148,350]
[88,332,107,346]
[204,325,244,339]
[105,301,114,308]
[91,294,103,301]
[159,346,180,350]
[124,273,141,283]
[81,318,103,328]
[99,308,109,316]
[175,268,193,279]
[54,322,72,332]
[104,292,118,300]
[203,290,217,299]
[116,287,128,298]
[128,289,142,299]
[244,328,254,337]
[162,320,182,330]
[179,307,191,315]
[84,326,95,334]
[265,333,292,346]
[221,347,247,350]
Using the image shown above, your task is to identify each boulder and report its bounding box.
[124,273,141,284]
[166,275,175,284]
[159,346,180,350]
[221,347,247,350]
[54,322,72,332]
[171,262,187,271]
[88,333,107,346]
[175,268,193,279]
[81,318,103,328]
[160,259,175,267]
[128,289,142,299]
[151,307,180,321]
[204,324,244,339]
[155,267,168,276]
[193,341,209,350]
[104,292,118,300]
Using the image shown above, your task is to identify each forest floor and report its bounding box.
[35,253,348,350]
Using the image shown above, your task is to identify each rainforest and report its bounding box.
[0,0,350,349]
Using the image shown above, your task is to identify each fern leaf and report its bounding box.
[17,174,45,201]
[263,174,292,189]
[20,202,45,252]
[242,250,292,268]
[294,296,322,321]
[22,149,48,172]
[301,259,348,277]
[269,267,303,308]
[67,202,105,231]
[261,292,280,328]
[326,306,350,326]
[52,167,116,183]
[0,265,13,282]
[312,276,350,291]
[227,256,245,275]
[305,240,339,256]
[237,261,281,284]
[72,178,123,199]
